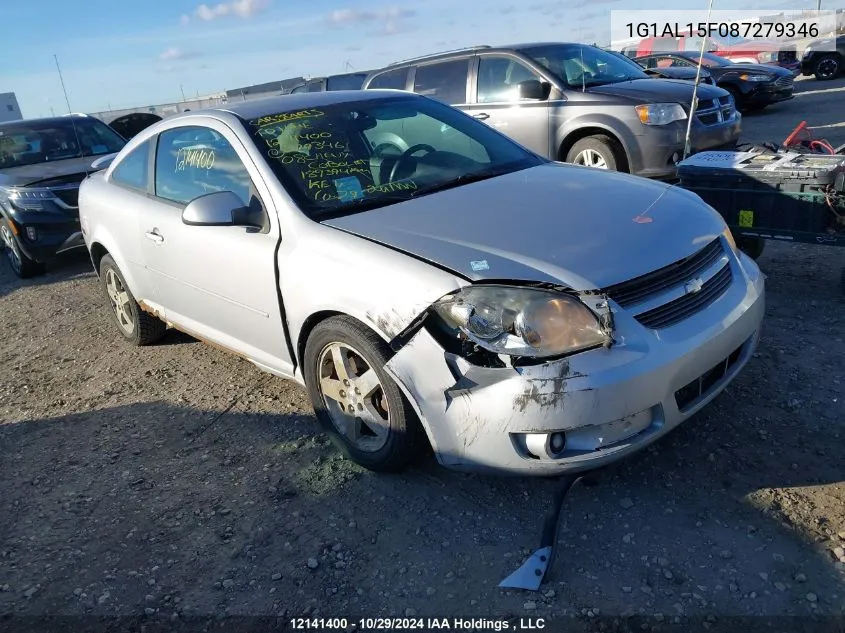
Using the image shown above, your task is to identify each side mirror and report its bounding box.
[517,79,550,100]
[182,190,243,226]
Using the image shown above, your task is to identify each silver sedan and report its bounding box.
[79,90,765,475]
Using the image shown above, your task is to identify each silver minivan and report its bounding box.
[363,42,741,179]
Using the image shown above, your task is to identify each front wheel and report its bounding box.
[303,316,426,472]
[99,254,166,345]
[1,220,46,279]
[814,54,841,81]
[565,135,622,172]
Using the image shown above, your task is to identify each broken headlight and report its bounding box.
[433,285,609,358]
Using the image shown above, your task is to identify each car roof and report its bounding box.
[209,90,409,120]
[0,114,92,129]
[383,42,598,68]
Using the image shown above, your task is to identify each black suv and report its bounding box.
[0,114,126,277]
[801,35,845,80]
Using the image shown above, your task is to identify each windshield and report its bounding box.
[244,95,544,219]
[716,34,748,47]
[0,118,126,169]
[685,52,732,68]
[519,44,649,88]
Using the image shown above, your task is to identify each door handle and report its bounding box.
[472,112,490,120]
[144,229,164,243]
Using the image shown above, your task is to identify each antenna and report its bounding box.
[54,54,85,161]
[682,0,715,160]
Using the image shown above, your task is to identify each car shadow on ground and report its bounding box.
[0,249,95,300]
[1,364,842,631]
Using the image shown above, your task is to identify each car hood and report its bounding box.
[650,67,710,79]
[323,163,725,289]
[587,78,725,102]
[0,154,114,188]
[714,63,792,76]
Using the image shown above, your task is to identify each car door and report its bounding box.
[102,138,157,299]
[140,121,292,372]
[464,54,550,157]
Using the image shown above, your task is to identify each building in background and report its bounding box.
[0,92,23,122]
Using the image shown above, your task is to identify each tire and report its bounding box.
[99,254,166,345]
[303,316,426,472]
[1,219,46,279]
[565,135,622,172]
[736,236,766,260]
[723,86,746,112]
[813,54,841,81]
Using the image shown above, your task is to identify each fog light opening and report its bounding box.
[548,432,567,457]
[25,226,37,241]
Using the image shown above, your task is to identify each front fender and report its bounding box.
[554,113,639,168]
[280,221,467,365]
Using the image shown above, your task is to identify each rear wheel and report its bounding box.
[303,316,426,472]
[99,254,166,345]
[1,219,46,279]
[565,135,622,172]
[814,54,841,81]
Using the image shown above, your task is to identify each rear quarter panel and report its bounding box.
[80,173,148,298]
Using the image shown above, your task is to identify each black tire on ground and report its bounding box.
[813,54,842,81]
[303,315,427,472]
[1,219,46,279]
[565,135,622,172]
[99,254,167,346]
[736,236,766,260]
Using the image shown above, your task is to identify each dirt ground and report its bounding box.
[1,78,844,633]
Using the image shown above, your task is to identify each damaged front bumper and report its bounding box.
[384,252,765,476]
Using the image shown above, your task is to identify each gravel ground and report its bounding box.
[1,78,844,633]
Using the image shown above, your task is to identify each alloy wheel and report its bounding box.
[573,148,608,169]
[105,268,135,335]
[817,57,839,80]
[317,342,390,453]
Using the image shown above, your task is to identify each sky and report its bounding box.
[1,0,817,117]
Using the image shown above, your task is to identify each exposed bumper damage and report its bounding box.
[385,257,765,476]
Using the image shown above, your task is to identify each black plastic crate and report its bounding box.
[677,151,845,244]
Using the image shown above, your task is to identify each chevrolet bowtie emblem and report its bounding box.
[684,278,704,295]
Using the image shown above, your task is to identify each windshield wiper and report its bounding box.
[407,166,517,199]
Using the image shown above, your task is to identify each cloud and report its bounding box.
[185,0,270,23]
[325,6,416,36]
[158,47,202,61]
[326,9,377,25]
[577,10,606,22]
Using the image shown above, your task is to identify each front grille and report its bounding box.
[774,76,794,89]
[675,342,745,411]
[603,238,724,308]
[635,263,733,329]
[695,96,734,126]
[51,187,79,208]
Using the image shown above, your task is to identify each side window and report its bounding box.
[326,74,366,91]
[477,57,541,103]
[306,80,324,92]
[110,139,150,191]
[412,60,469,105]
[367,68,408,90]
[154,126,252,206]
[290,84,306,94]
